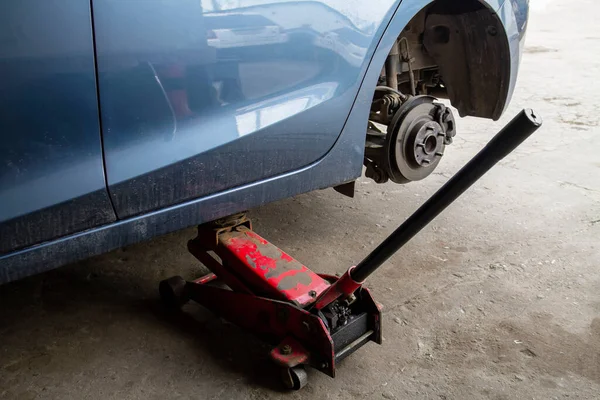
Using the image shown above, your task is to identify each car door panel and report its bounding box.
[93,0,397,218]
[0,0,116,254]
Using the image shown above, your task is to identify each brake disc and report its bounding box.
[383,95,455,183]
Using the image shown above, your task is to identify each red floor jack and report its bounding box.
[160,110,542,389]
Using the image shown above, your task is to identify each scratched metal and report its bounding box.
[219,229,330,306]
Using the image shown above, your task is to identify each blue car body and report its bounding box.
[0,0,529,283]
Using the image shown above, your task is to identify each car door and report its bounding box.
[0,1,116,254]
[92,0,397,218]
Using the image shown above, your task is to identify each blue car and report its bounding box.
[0,0,529,283]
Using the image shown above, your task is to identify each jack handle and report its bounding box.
[351,109,543,283]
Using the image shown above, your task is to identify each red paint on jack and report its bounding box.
[314,266,363,310]
[193,273,217,285]
[218,228,330,306]
[270,337,310,368]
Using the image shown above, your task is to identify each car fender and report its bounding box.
[348,0,520,124]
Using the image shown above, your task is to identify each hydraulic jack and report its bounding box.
[159,109,542,389]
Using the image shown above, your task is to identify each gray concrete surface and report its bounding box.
[1,1,600,399]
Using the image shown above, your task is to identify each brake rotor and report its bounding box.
[383,96,455,183]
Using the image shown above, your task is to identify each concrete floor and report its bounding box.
[2,1,600,399]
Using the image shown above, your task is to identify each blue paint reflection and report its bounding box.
[91,0,399,216]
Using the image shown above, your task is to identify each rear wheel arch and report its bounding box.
[422,0,511,120]
[361,0,511,121]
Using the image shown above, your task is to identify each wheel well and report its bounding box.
[379,0,510,120]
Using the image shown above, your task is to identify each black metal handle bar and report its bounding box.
[351,109,543,282]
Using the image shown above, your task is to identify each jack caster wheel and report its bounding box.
[281,366,308,390]
[159,276,188,310]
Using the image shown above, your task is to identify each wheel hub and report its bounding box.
[407,120,445,166]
